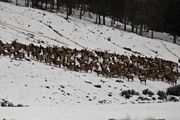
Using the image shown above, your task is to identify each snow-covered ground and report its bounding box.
[0,1,180,120]
[0,57,174,106]
[1,102,180,120]
[0,2,180,63]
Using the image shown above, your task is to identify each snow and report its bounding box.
[0,57,173,106]
[0,2,180,63]
[0,1,180,120]
[0,103,180,120]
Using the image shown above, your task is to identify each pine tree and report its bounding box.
[164,0,180,43]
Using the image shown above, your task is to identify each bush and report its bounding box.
[0,99,26,107]
[107,37,111,41]
[152,97,156,101]
[169,96,179,102]
[142,89,154,97]
[157,91,167,100]
[94,84,101,88]
[166,85,180,96]
[1,102,6,107]
[137,96,150,101]
[121,89,139,99]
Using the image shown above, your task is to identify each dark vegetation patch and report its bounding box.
[121,89,139,99]
[157,91,167,100]
[108,92,112,97]
[85,81,92,84]
[142,89,154,97]
[94,84,101,88]
[137,96,151,101]
[115,80,124,83]
[98,100,109,104]
[45,86,50,89]
[107,37,111,41]
[168,96,179,102]
[166,84,180,96]
[0,99,27,107]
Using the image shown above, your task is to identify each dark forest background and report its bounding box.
[1,0,180,43]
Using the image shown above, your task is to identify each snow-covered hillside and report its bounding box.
[0,57,173,106]
[0,1,180,120]
[0,2,180,63]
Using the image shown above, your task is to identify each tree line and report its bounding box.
[1,0,180,43]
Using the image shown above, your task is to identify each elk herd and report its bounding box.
[0,40,179,85]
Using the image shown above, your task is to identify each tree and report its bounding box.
[126,0,138,32]
[15,0,18,5]
[164,0,180,43]
[145,0,167,38]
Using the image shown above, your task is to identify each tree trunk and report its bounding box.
[26,0,30,7]
[103,15,106,25]
[16,0,18,5]
[124,17,127,31]
[111,19,113,27]
[131,22,134,32]
[80,6,82,19]
[52,0,54,10]
[68,4,72,15]
[45,0,48,10]
[151,30,154,39]
[56,0,60,11]
[173,35,177,44]
[32,0,34,8]
[95,14,98,23]
[135,26,138,34]
[66,7,69,19]
[40,1,43,9]
[140,24,143,36]
[98,14,101,24]
[50,0,54,11]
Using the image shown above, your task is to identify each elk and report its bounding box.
[94,69,103,76]
[14,52,25,60]
[164,72,178,85]
[138,75,147,85]
[126,74,134,81]
[0,40,3,46]
[0,45,4,55]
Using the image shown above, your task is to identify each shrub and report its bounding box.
[169,96,179,102]
[0,99,26,107]
[142,89,154,97]
[121,89,139,99]
[1,102,6,107]
[166,84,180,96]
[137,96,150,101]
[157,91,167,100]
[107,37,111,41]
[152,97,156,101]
[16,104,23,107]
[94,84,101,88]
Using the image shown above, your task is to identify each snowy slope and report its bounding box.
[0,2,180,63]
[0,2,180,120]
[0,56,180,119]
[0,57,173,106]
[1,102,180,120]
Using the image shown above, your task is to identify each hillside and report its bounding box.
[0,1,180,120]
[0,2,180,63]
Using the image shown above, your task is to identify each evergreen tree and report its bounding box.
[164,0,180,43]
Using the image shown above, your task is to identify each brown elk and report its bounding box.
[138,75,147,85]
[0,44,4,55]
[0,40,3,46]
[164,72,178,85]
[126,74,134,81]
[14,52,25,60]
